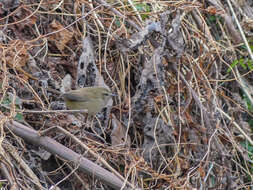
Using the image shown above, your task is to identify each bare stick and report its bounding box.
[4,119,133,190]
[0,104,88,114]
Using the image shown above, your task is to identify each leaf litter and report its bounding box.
[0,0,253,189]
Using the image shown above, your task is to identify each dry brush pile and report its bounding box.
[0,0,253,189]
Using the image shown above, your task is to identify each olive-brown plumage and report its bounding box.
[62,87,114,115]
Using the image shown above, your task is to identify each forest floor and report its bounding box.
[0,0,253,189]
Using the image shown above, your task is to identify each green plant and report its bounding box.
[227,58,253,73]
[134,2,151,20]
[1,93,24,122]
[240,94,253,174]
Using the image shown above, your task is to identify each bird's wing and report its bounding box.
[62,91,89,102]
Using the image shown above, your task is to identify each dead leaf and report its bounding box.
[48,19,74,51]
[111,114,131,147]
[206,6,225,15]
[1,40,36,80]
[198,165,206,179]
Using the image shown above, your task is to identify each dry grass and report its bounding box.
[0,0,253,189]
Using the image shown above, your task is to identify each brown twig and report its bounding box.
[0,104,88,114]
[4,119,133,190]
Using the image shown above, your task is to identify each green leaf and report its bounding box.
[134,2,151,20]
[209,15,216,22]
[243,94,253,113]
[227,60,238,73]
[14,112,24,122]
[247,60,253,70]
[227,58,253,73]
[141,14,149,20]
[239,61,247,70]
[250,45,253,51]
[241,45,247,50]
[1,94,23,121]
[115,18,121,27]
[2,96,11,105]
[135,3,150,12]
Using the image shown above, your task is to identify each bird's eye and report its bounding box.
[103,92,116,97]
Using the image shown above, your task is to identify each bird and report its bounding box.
[61,86,115,115]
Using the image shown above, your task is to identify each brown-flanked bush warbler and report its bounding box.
[62,87,115,115]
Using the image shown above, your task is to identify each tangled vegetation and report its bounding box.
[0,0,253,189]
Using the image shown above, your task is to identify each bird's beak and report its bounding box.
[103,92,117,97]
[109,93,117,97]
